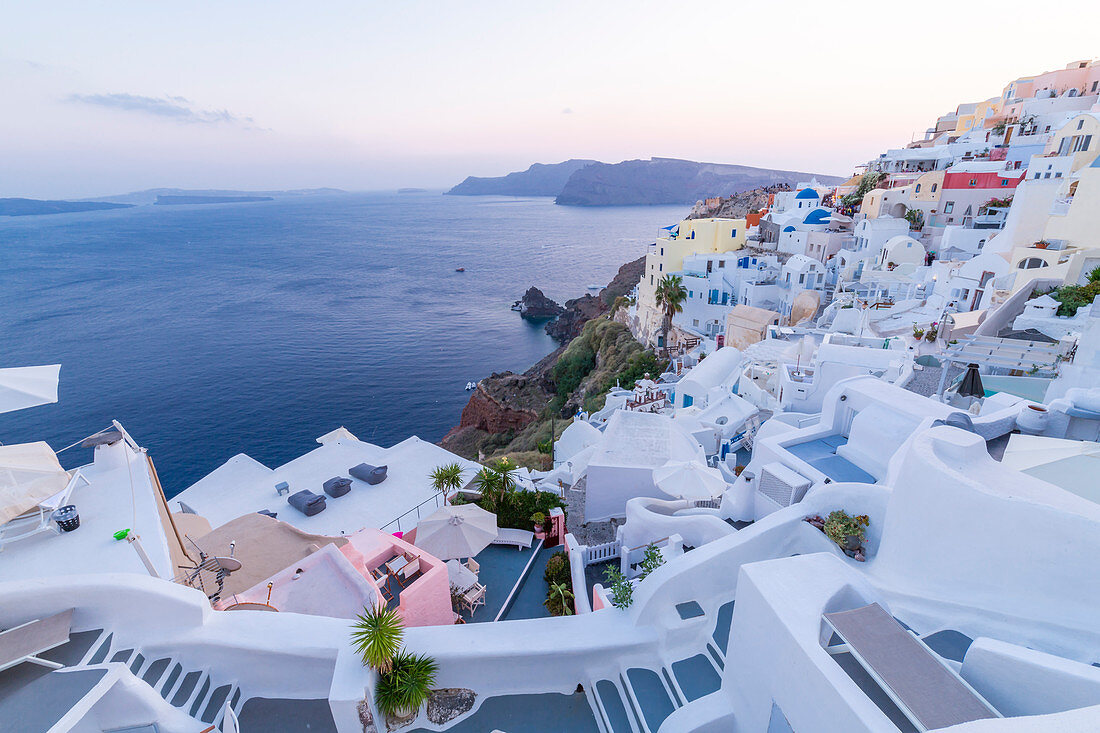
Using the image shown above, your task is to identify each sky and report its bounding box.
[1,0,1098,198]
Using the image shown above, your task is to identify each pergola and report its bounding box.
[934,334,1064,399]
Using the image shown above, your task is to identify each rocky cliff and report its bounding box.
[447,159,598,197]
[686,184,790,220]
[513,287,564,319]
[441,255,652,466]
[545,256,646,342]
[555,158,842,206]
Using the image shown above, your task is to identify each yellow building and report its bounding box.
[953,97,1002,134]
[1045,113,1100,173]
[635,218,746,346]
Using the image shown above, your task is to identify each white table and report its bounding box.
[446,560,477,592]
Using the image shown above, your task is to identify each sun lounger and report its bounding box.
[349,463,388,485]
[823,603,1000,731]
[287,490,326,516]
[0,608,74,673]
[491,528,534,549]
[322,477,352,498]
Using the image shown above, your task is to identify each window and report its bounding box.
[944,201,954,214]
[1056,172,1063,178]
[660,247,664,255]
[1034,173,1041,179]
[1093,81,1098,92]
[931,183,938,192]
[718,260,725,268]
[650,275,654,285]
[688,290,693,298]
[915,183,921,193]
[692,319,699,327]
[1044,172,1051,179]
[968,178,977,186]
[659,263,663,271]
[799,274,805,284]
[731,229,737,238]
[1001,179,1009,186]
[1079,120,1085,130]
[1018,257,1047,269]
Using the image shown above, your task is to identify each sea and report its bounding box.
[0,191,684,496]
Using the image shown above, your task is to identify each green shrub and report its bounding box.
[543,551,571,586]
[637,544,665,580]
[822,510,870,547]
[552,339,596,397]
[604,566,634,609]
[375,650,438,718]
[475,490,565,531]
[350,604,404,674]
[545,581,574,616]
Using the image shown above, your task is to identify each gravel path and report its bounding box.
[563,476,618,545]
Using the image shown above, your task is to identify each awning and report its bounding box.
[0,365,60,416]
[0,442,71,526]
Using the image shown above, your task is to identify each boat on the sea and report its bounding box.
[464,381,476,390]
[587,284,601,290]
[455,267,465,272]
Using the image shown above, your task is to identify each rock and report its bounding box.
[545,256,646,343]
[427,688,477,725]
[513,287,564,320]
[357,699,377,733]
[447,160,597,196]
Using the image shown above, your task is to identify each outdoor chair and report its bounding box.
[322,477,352,498]
[349,463,388,485]
[397,556,421,586]
[287,489,326,516]
[377,581,394,605]
[0,608,74,673]
[462,583,486,613]
[0,472,88,549]
[465,558,480,575]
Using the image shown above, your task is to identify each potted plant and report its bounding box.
[926,323,938,342]
[531,511,547,534]
[545,581,575,616]
[912,325,925,339]
[375,650,439,720]
[821,510,870,560]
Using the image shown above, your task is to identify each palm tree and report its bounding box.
[472,466,499,508]
[429,462,464,504]
[655,274,687,350]
[350,604,404,674]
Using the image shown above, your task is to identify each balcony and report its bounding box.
[1050,198,1073,216]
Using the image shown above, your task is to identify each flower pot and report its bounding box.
[1016,404,1049,434]
[842,535,862,552]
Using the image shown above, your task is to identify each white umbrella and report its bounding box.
[0,365,61,416]
[413,504,498,560]
[652,460,727,501]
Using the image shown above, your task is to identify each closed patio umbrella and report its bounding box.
[956,363,985,400]
[0,365,60,416]
[653,460,727,501]
[413,504,498,560]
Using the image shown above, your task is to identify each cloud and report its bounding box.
[66,92,262,128]
[561,107,574,114]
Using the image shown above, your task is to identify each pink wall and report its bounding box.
[342,530,453,627]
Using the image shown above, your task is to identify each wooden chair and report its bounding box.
[465,558,480,575]
[397,556,420,587]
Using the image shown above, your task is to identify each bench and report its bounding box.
[491,528,534,550]
[0,608,74,673]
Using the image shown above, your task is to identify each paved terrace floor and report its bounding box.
[459,543,561,623]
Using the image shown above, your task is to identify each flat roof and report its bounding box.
[177,431,480,536]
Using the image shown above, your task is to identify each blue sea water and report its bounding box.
[0,192,683,495]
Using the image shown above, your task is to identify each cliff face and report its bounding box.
[545,255,646,342]
[447,159,598,196]
[555,158,843,206]
[686,185,787,220]
[440,255,650,464]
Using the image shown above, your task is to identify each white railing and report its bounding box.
[1050,197,1073,216]
[581,539,622,566]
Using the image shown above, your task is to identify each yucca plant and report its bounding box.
[430,462,464,503]
[350,604,404,674]
[376,650,439,718]
[545,581,574,616]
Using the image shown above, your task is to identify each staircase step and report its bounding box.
[660,668,683,707]
[109,648,135,665]
[188,677,213,717]
[142,658,171,687]
[170,671,202,707]
[230,687,242,711]
[618,674,647,733]
[595,679,636,733]
[671,654,722,702]
[625,668,675,733]
[201,684,233,724]
[129,653,146,675]
[83,631,112,666]
[160,663,183,699]
[706,643,725,671]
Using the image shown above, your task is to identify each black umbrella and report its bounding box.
[956,363,985,399]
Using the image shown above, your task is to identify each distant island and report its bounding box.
[154,195,274,206]
[397,187,428,194]
[0,198,134,217]
[447,159,597,197]
[448,157,842,206]
[86,187,346,205]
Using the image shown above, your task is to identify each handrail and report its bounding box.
[379,492,446,534]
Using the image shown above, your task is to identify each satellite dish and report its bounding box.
[214,557,242,573]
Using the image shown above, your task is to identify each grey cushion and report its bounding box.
[287,490,326,516]
[323,477,352,498]
[349,463,388,485]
